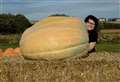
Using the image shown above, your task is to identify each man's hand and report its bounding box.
[89,42,96,52]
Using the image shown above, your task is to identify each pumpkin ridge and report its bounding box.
[22,42,88,53]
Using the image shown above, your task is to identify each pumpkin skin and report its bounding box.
[14,47,21,55]
[20,16,89,60]
[3,48,15,57]
[0,49,3,58]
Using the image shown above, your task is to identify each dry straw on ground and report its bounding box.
[0,52,120,82]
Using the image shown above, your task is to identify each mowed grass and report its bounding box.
[96,42,120,52]
[0,34,20,50]
[0,33,120,52]
[0,41,120,52]
[0,43,19,50]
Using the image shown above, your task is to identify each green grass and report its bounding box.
[96,42,120,52]
[0,43,19,50]
[0,42,120,52]
[0,34,120,52]
[0,34,20,50]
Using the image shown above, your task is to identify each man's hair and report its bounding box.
[84,15,99,30]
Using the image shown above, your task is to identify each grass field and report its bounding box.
[0,40,120,52]
[0,43,19,50]
[0,32,120,52]
[96,42,120,52]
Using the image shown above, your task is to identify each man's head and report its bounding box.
[84,15,98,31]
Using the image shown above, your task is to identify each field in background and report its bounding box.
[97,29,120,52]
[97,42,120,52]
[0,30,120,52]
[100,29,120,33]
[0,34,20,50]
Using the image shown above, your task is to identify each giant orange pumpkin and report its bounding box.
[20,16,89,60]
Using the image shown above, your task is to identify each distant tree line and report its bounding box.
[0,13,119,35]
[0,14,32,34]
[49,14,69,17]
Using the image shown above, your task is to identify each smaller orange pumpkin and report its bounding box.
[14,47,21,55]
[3,48,15,57]
[0,49,3,58]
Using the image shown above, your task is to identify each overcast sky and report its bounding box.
[0,0,120,20]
